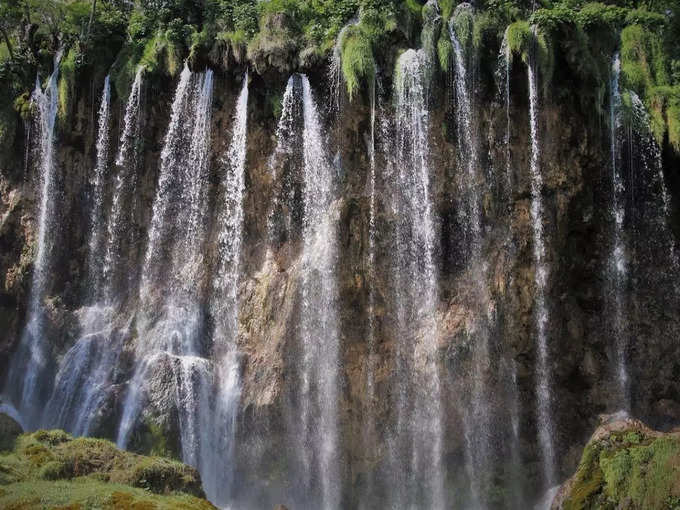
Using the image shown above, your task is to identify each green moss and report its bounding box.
[0,480,216,509]
[562,441,606,510]
[600,448,633,500]
[33,429,72,447]
[58,48,77,124]
[39,460,70,480]
[437,33,453,72]
[451,5,474,49]
[0,428,214,508]
[341,25,376,100]
[562,425,680,510]
[506,21,531,61]
[439,0,455,23]
[110,43,142,101]
[13,93,33,121]
[403,0,423,19]
[505,21,553,86]
[140,31,182,77]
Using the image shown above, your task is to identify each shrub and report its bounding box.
[625,8,666,30]
[575,2,627,29]
[530,4,576,32]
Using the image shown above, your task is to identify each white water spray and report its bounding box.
[527,52,556,487]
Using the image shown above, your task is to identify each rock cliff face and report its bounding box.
[1,48,679,509]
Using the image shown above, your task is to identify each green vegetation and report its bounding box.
[620,23,680,147]
[504,20,553,84]
[341,25,375,100]
[561,424,680,510]
[0,0,676,150]
[0,420,216,509]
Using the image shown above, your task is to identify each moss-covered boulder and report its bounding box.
[0,427,216,509]
[553,416,680,510]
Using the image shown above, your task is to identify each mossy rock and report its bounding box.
[0,428,214,508]
[0,413,22,452]
[247,12,300,75]
[554,417,680,510]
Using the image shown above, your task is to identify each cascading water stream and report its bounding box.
[607,54,630,411]
[389,47,444,510]
[365,72,378,463]
[204,74,249,505]
[267,77,303,245]
[117,66,215,467]
[299,74,341,509]
[87,75,112,297]
[498,28,512,193]
[103,66,144,299]
[449,20,495,507]
[628,91,679,273]
[4,52,62,428]
[449,19,481,247]
[42,70,144,436]
[267,74,341,508]
[42,75,123,436]
[527,49,556,488]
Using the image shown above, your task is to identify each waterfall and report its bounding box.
[268,77,303,245]
[449,20,481,247]
[87,75,112,298]
[268,74,341,508]
[365,72,378,454]
[628,92,679,272]
[607,54,630,410]
[204,74,249,505]
[449,19,488,505]
[103,66,144,300]
[389,48,444,509]
[449,18,498,508]
[527,52,556,487]
[4,52,62,428]
[299,74,341,509]
[498,28,512,193]
[117,66,215,462]
[43,76,123,436]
